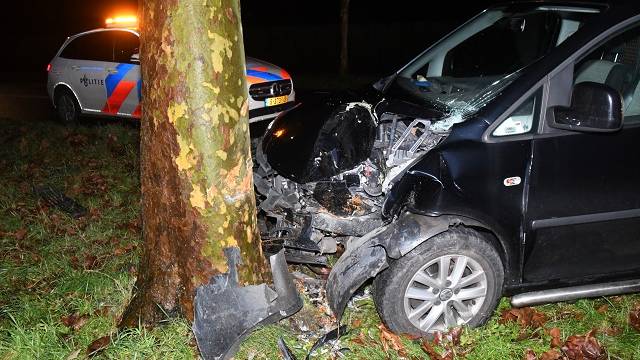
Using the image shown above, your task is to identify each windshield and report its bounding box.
[393,5,600,125]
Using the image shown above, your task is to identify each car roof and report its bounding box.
[67,27,139,41]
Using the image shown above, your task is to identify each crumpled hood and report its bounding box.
[262,91,376,183]
[261,88,447,184]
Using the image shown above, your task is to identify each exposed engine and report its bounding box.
[254,100,450,265]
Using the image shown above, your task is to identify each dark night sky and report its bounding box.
[0,0,617,79]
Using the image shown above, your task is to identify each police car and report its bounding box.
[47,17,295,124]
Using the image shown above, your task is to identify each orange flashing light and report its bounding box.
[105,16,138,28]
[273,129,286,138]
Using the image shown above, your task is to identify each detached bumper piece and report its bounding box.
[193,248,302,360]
[33,185,87,218]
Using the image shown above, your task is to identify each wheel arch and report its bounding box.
[53,83,82,110]
[326,211,511,320]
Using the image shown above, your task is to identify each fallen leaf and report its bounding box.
[65,349,81,360]
[500,307,547,329]
[351,332,366,345]
[540,349,564,360]
[421,340,443,360]
[601,326,622,336]
[378,324,406,356]
[561,329,606,360]
[61,312,89,331]
[14,228,27,241]
[86,335,110,357]
[114,243,136,256]
[524,349,537,360]
[549,327,562,348]
[93,305,112,317]
[595,304,608,314]
[629,304,640,332]
[83,255,98,270]
[70,256,80,270]
[351,318,362,328]
[445,326,463,346]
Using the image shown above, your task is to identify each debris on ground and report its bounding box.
[33,185,87,218]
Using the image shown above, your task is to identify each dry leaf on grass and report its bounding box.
[524,349,537,360]
[549,327,562,348]
[420,340,454,360]
[629,304,640,332]
[14,228,28,241]
[500,307,547,329]
[61,312,89,331]
[86,335,111,357]
[540,349,564,360]
[561,329,606,360]
[378,324,406,356]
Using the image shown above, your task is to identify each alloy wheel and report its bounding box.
[403,254,488,332]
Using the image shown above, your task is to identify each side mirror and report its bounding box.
[130,53,140,64]
[550,82,623,133]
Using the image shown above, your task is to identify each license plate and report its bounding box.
[265,95,288,107]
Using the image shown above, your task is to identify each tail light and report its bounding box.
[46,64,52,72]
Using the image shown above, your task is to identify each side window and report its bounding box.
[60,32,114,62]
[493,89,542,137]
[114,31,140,64]
[573,25,640,124]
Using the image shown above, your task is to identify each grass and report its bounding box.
[1,117,639,359]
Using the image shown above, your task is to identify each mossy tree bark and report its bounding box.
[121,0,268,327]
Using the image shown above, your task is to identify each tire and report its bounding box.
[372,227,504,336]
[54,88,80,125]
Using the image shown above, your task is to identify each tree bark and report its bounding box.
[121,0,268,327]
[339,0,351,76]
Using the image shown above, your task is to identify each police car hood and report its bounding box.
[245,57,289,82]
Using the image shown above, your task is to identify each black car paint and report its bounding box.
[264,1,640,319]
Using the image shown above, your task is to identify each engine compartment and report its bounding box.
[254,98,452,264]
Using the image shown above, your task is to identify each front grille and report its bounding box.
[249,80,292,101]
[249,101,295,119]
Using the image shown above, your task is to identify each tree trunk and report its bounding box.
[121,0,269,328]
[339,0,351,76]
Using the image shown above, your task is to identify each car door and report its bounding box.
[107,30,141,117]
[524,23,640,283]
[58,31,115,113]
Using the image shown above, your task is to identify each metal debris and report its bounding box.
[33,185,87,218]
[193,248,302,360]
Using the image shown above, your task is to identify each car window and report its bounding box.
[113,31,140,64]
[393,5,597,129]
[573,25,640,125]
[60,32,115,62]
[493,89,542,137]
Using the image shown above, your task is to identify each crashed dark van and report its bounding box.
[255,1,640,335]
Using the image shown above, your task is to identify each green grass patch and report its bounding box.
[1,118,639,359]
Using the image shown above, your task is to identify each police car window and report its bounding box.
[493,89,542,137]
[114,31,140,64]
[60,32,114,62]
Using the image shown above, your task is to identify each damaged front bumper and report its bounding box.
[326,212,470,320]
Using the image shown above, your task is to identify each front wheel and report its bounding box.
[55,89,80,125]
[372,228,504,336]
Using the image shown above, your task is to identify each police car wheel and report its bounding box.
[372,228,503,336]
[55,90,80,124]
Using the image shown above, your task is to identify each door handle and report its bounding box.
[107,68,119,74]
[71,65,80,71]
